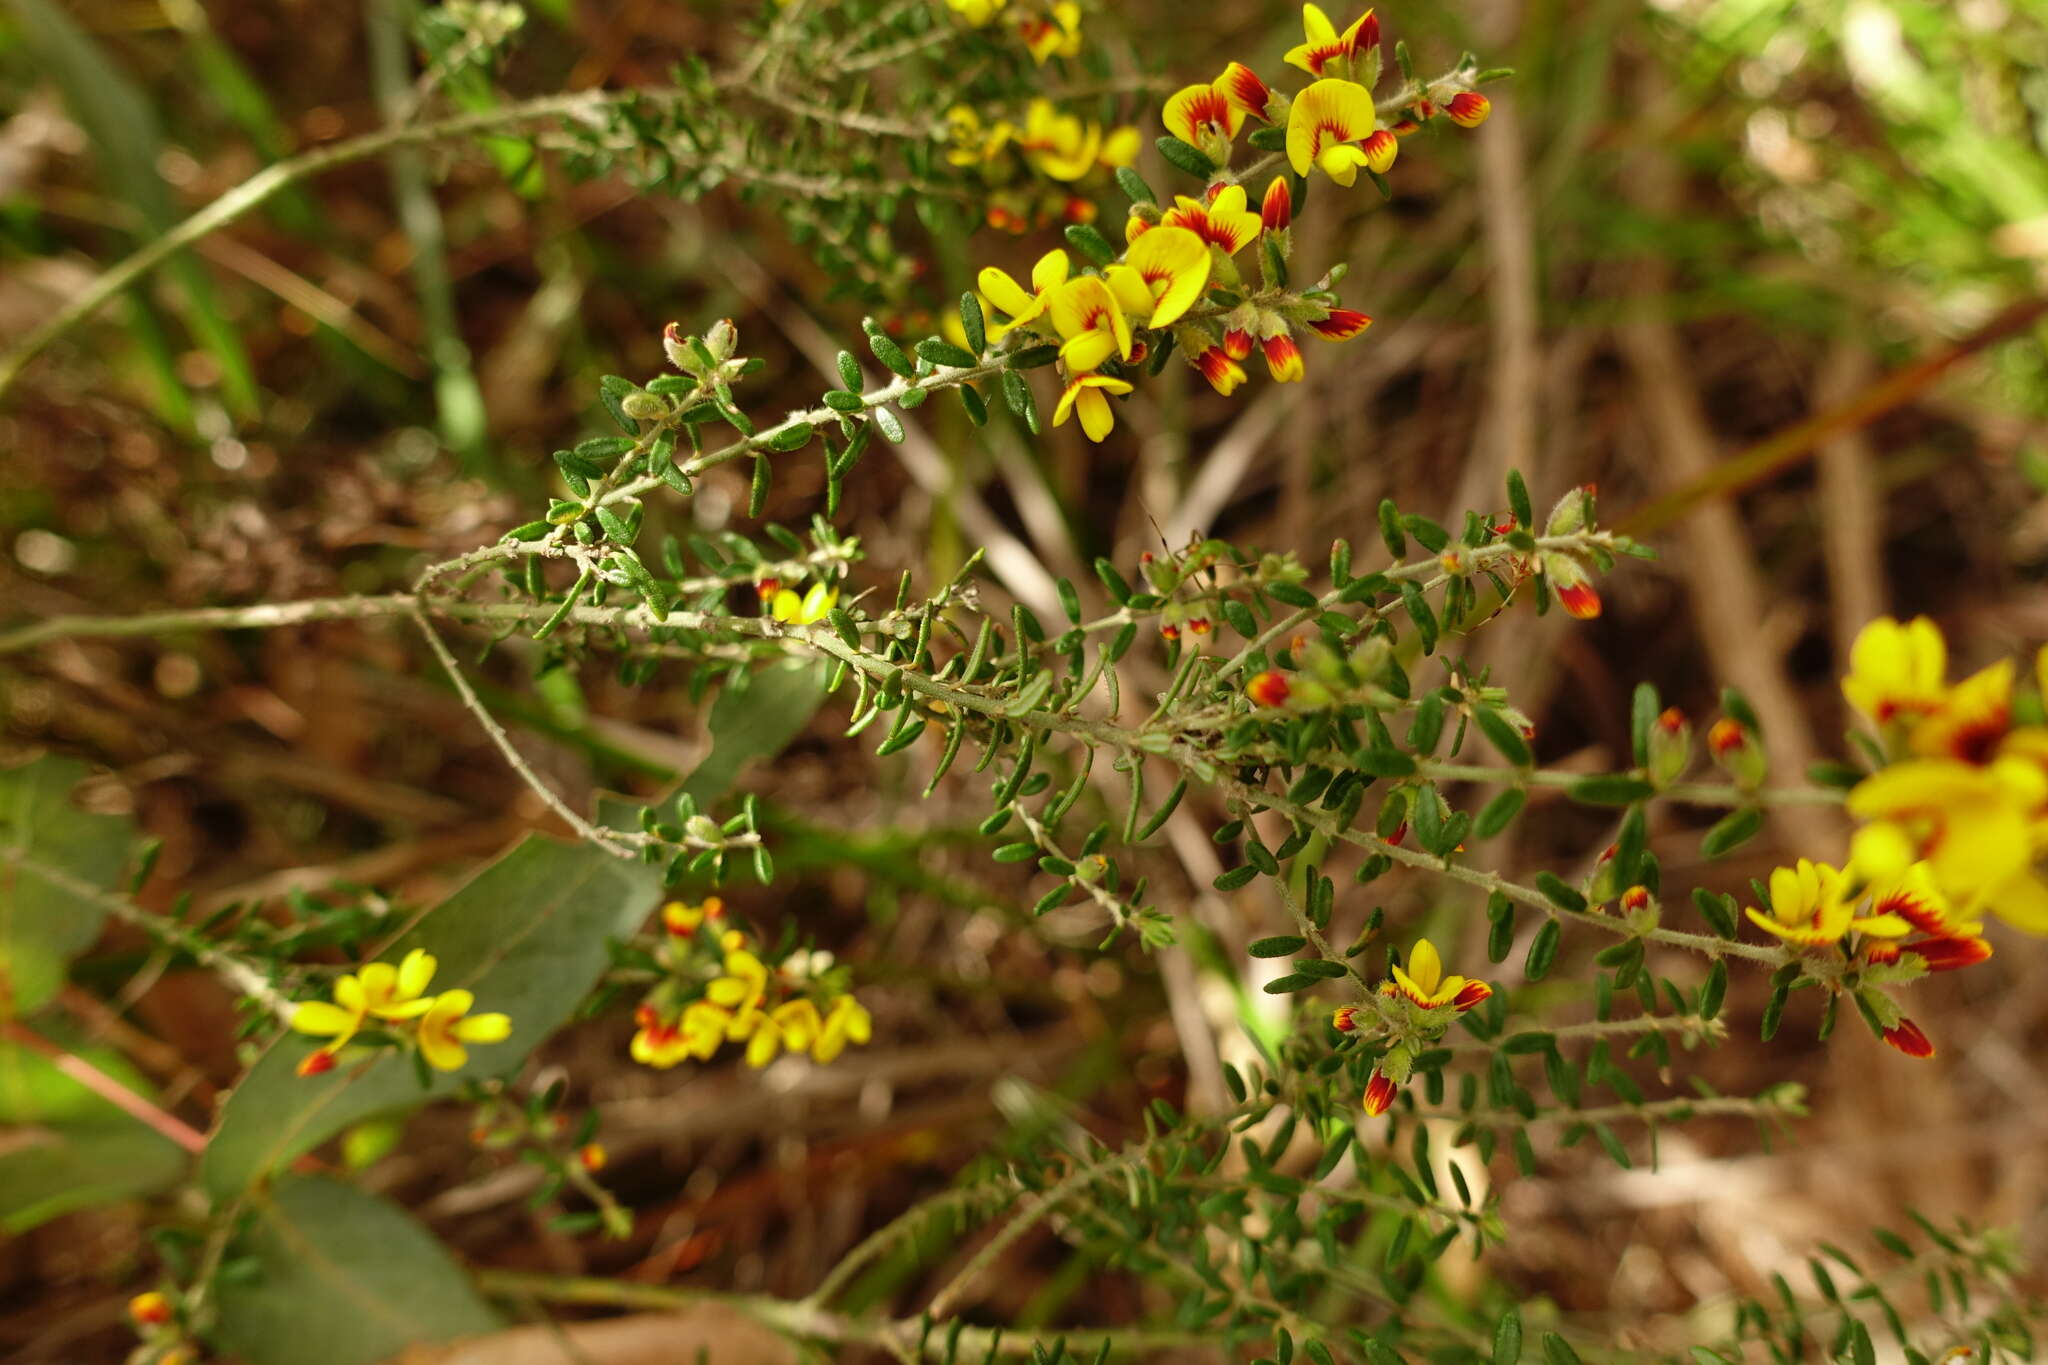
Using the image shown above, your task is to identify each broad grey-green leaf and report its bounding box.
[0,754,133,1014]
[201,836,658,1196]
[676,660,830,809]
[213,1174,500,1365]
[0,1029,187,1232]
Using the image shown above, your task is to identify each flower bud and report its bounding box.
[1331,1004,1361,1032]
[1260,177,1292,233]
[662,321,692,371]
[578,1142,608,1172]
[1909,936,1993,973]
[1545,484,1597,536]
[1247,670,1292,708]
[1360,129,1398,174]
[129,1292,174,1329]
[1881,1017,1935,1059]
[1195,346,1248,396]
[1620,885,1652,914]
[296,1047,338,1077]
[1647,707,1693,787]
[1543,552,1601,620]
[1708,717,1766,787]
[1362,1069,1398,1116]
[620,391,668,421]
[1446,92,1492,128]
[703,317,738,364]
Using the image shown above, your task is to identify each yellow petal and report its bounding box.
[290,1001,359,1037]
[1287,78,1374,177]
[1302,3,1337,44]
[454,1012,513,1044]
[396,949,437,1000]
[1405,939,1443,994]
[1989,870,2048,934]
[1076,386,1114,442]
[1026,250,1069,293]
[978,267,1038,321]
[1123,225,1211,327]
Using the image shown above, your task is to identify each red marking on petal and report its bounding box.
[1362,1070,1398,1115]
[1451,980,1494,1012]
[297,1048,338,1077]
[1247,670,1292,708]
[1308,308,1372,341]
[1909,936,1993,972]
[1882,1018,1935,1059]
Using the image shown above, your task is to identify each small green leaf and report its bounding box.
[1249,935,1308,958]
[1701,807,1763,858]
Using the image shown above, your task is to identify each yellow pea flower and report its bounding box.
[1053,373,1134,442]
[1380,938,1492,1011]
[1842,616,1948,725]
[1284,4,1380,79]
[1286,79,1390,186]
[1163,79,1244,160]
[1048,276,1133,372]
[1018,1,1082,64]
[813,994,873,1063]
[290,947,440,1059]
[1103,225,1211,329]
[771,580,839,625]
[1848,757,2048,933]
[1159,185,1262,256]
[1017,99,1101,181]
[1910,659,2012,764]
[1744,859,1911,946]
[945,105,1012,166]
[416,989,513,1072]
[978,248,1070,336]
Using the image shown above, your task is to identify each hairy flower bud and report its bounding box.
[1260,176,1292,233]
[620,391,668,421]
[1543,552,1601,620]
[1708,717,1766,787]
[1647,707,1693,787]
[703,317,739,364]
[1247,669,1292,708]
[1545,484,1596,536]
[662,321,692,372]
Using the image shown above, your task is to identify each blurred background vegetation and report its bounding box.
[2,0,2045,1359]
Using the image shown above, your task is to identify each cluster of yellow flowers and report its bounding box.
[1332,938,1493,1116]
[1838,616,2048,936]
[290,949,512,1076]
[630,898,873,1070]
[947,100,1142,233]
[938,3,1137,231]
[942,0,1083,64]
[1739,615,2048,1060]
[964,5,1491,441]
